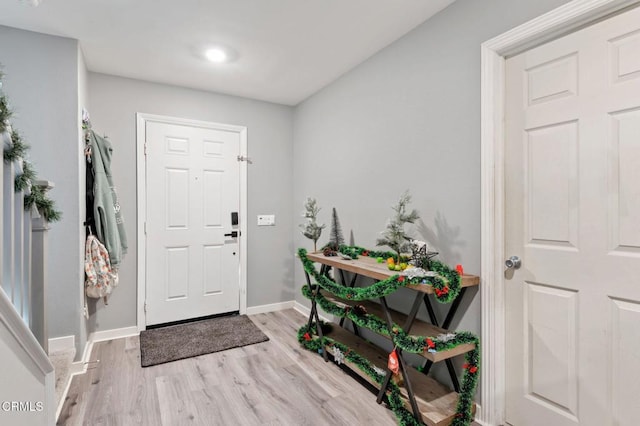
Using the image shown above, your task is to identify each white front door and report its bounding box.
[145,119,241,326]
[505,6,640,425]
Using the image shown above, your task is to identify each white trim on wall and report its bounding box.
[48,335,75,354]
[135,113,249,331]
[246,301,295,316]
[293,301,334,324]
[90,325,139,343]
[479,0,640,424]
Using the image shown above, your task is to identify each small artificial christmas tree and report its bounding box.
[299,197,325,251]
[376,191,420,261]
[325,207,345,250]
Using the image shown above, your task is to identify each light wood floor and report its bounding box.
[58,310,478,425]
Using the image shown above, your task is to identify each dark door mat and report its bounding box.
[139,314,269,367]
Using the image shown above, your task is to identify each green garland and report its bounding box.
[25,184,62,222]
[297,322,479,426]
[1,72,62,223]
[4,130,29,162]
[301,285,478,354]
[0,94,12,134]
[299,247,461,303]
[14,160,36,192]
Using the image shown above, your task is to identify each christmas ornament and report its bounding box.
[372,365,386,377]
[387,348,399,375]
[409,239,439,270]
[436,333,457,342]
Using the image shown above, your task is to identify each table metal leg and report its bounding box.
[423,294,439,326]
[338,271,360,337]
[441,287,467,330]
[304,270,328,362]
[420,290,468,392]
[376,296,423,424]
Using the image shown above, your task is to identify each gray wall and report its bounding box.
[0,26,85,357]
[293,0,569,394]
[86,73,295,332]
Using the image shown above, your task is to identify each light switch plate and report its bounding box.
[257,214,275,226]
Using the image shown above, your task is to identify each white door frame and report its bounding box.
[135,113,248,331]
[479,0,640,424]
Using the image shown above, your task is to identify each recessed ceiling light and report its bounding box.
[205,48,228,64]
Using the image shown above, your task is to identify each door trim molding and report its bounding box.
[480,0,640,424]
[135,113,248,331]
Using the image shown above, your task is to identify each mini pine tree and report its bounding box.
[376,191,420,261]
[326,207,345,250]
[299,197,325,251]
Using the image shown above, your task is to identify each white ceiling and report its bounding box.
[0,0,455,105]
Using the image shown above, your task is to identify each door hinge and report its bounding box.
[144,222,147,235]
[144,143,147,156]
[237,155,252,164]
[144,302,148,313]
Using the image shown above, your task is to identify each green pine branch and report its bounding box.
[4,130,29,162]
[299,197,325,251]
[0,94,12,134]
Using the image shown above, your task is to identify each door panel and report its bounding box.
[609,109,640,253]
[145,121,240,326]
[505,6,640,425]
[610,298,640,424]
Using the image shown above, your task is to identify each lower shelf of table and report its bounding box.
[322,323,475,426]
[319,289,476,362]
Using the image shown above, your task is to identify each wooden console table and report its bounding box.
[301,251,479,426]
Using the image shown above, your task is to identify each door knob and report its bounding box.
[224,231,238,238]
[505,256,521,270]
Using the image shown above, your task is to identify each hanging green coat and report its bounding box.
[89,130,128,267]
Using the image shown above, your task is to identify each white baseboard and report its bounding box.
[48,335,75,354]
[293,301,334,323]
[89,326,139,343]
[246,300,295,315]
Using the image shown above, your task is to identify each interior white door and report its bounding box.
[145,120,240,326]
[505,6,640,426]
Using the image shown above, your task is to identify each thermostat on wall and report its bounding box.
[257,215,275,226]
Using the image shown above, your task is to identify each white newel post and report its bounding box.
[31,180,53,353]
